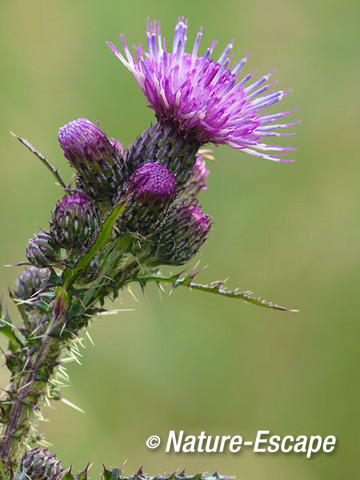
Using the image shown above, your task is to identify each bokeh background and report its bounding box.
[0,0,359,479]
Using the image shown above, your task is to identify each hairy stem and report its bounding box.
[0,293,69,471]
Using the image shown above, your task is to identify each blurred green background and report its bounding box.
[0,0,359,479]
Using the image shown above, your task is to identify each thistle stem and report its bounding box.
[0,294,69,472]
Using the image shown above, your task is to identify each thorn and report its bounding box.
[96,308,134,316]
[85,330,95,346]
[126,285,139,303]
[157,282,165,293]
[5,262,30,267]
[59,396,85,413]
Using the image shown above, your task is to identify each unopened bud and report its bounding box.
[58,118,129,199]
[117,162,176,236]
[50,193,99,251]
[20,448,62,480]
[26,232,59,268]
[153,203,212,265]
[15,266,50,301]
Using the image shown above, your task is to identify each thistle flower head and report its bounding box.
[128,161,176,206]
[107,18,299,162]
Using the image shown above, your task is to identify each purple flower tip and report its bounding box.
[129,161,176,205]
[187,204,212,234]
[58,118,112,164]
[55,193,90,214]
[107,18,299,162]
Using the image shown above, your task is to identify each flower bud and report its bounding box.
[58,118,129,199]
[50,193,99,251]
[20,448,62,480]
[153,203,212,265]
[15,266,50,301]
[117,162,176,236]
[26,232,59,268]
[128,161,176,206]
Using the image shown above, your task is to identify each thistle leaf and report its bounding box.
[62,202,126,290]
[138,270,298,312]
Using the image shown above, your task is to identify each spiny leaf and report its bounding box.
[103,467,122,480]
[62,202,126,290]
[138,269,298,312]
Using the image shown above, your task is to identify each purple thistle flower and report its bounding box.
[128,161,176,206]
[107,18,299,162]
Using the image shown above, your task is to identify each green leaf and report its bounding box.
[138,269,298,312]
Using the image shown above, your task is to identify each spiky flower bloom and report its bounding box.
[26,232,59,268]
[50,193,99,251]
[153,202,212,265]
[58,118,128,199]
[107,18,299,162]
[20,448,62,480]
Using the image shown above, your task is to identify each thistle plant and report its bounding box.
[0,17,298,480]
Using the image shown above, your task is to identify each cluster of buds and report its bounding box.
[26,115,212,272]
